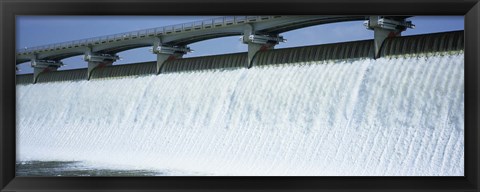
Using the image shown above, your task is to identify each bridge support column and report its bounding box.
[364,16,415,58]
[31,58,63,83]
[153,45,191,74]
[242,25,286,68]
[84,47,119,80]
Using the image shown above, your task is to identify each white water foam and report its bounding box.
[16,53,464,176]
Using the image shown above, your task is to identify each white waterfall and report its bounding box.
[16,53,464,176]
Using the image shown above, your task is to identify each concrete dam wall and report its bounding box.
[16,30,463,84]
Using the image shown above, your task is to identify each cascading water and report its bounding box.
[16,52,464,176]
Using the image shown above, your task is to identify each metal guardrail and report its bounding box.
[17,16,280,55]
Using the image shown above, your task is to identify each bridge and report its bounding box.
[16,15,415,83]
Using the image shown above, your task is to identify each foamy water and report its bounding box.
[16,53,464,176]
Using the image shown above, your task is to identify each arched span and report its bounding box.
[16,16,410,64]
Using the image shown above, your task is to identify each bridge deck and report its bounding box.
[16,16,368,64]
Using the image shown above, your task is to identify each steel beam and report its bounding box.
[364,16,415,58]
[84,47,119,80]
[31,58,63,83]
[242,24,286,68]
[152,38,191,74]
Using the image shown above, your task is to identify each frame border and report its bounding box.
[1,0,479,191]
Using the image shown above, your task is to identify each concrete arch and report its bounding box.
[17,16,415,83]
[17,16,377,64]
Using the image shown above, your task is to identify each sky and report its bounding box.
[16,16,464,74]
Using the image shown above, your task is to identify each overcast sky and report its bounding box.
[16,16,464,74]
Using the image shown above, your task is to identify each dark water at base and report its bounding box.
[16,161,164,176]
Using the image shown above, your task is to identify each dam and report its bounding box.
[16,30,464,176]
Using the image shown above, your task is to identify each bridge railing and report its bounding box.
[17,16,282,56]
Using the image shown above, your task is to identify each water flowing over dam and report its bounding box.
[16,31,464,176]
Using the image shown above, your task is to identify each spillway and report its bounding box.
[16,31,464,176]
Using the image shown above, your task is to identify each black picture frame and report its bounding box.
[1,0,479,191]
